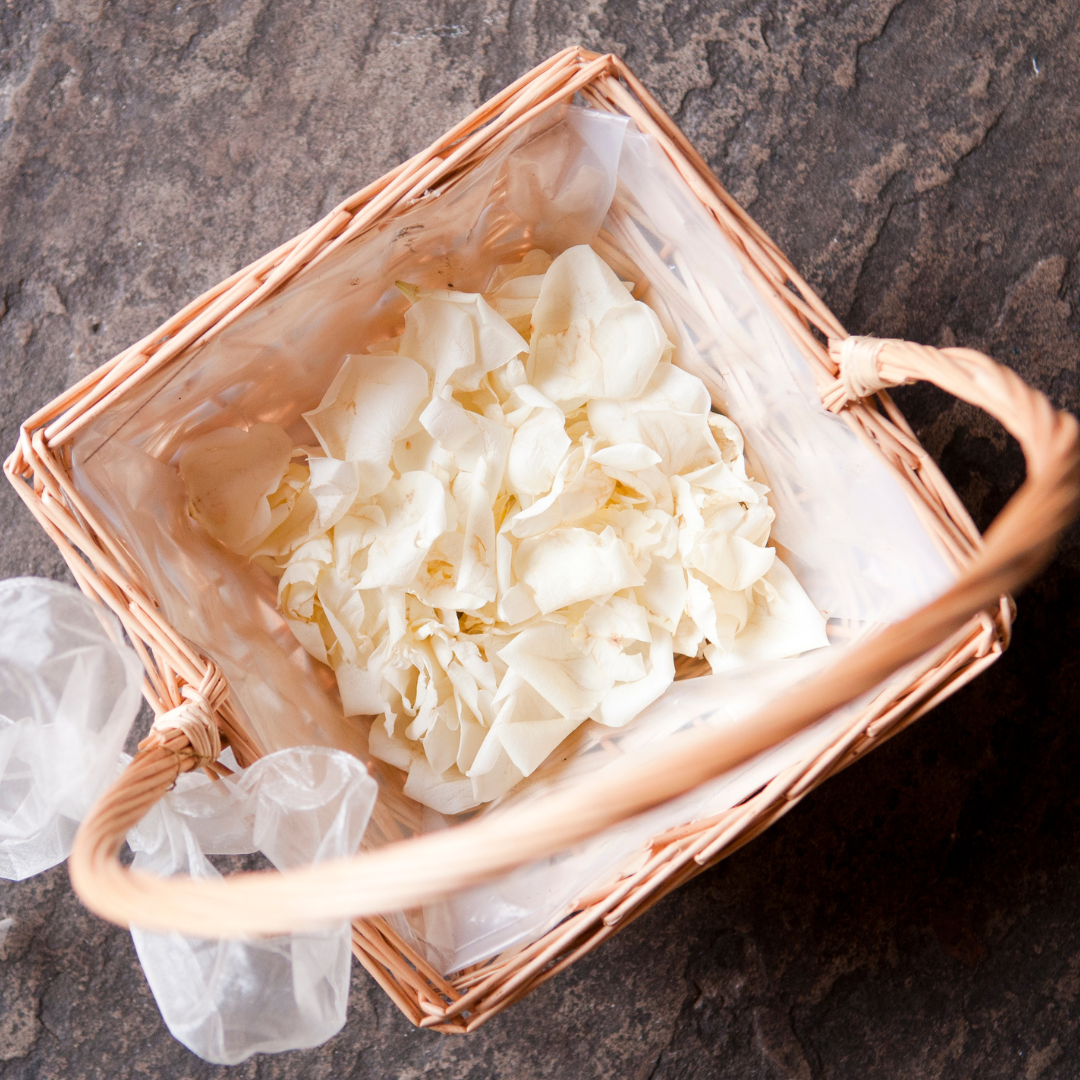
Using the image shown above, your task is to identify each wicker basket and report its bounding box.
[6,47,1078,1034]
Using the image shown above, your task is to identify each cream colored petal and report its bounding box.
[469,746,524,804]
[457,714,488,775]
[391,427,455,479]
[510,455,614,538]
[506,404,571,496]
[515,526,644,614]
[335,660,388,717]
[589,443,662,470]
[489,357,528,401]
[451,636,497,695]
[708,412,745,465]
[179,423,294,555]
[498,584,540,626]
[454,462,499,605]
[672,608,705,657]
[592,628,675,728]
[589,301,668,398]
[528,246,666,405]
[420,392,512,494]
[315,566,374,666]
[368,715,416,771]
[530,245,636,335]
[422,709,460,776]
[496,706,579,777]
[641,556,688,633]
[358,471,448,589]
[302,355,429,496]
[583,596,652,644]
[686,571,719,644]
[580,637,646,683]
[307,458,360,531]
[468,713,510,777]
[708,559,829,672]
[493,690,575,781]
[400,293,526,393]
[332,506,386,581]
[605,507,677,572]
[277,540,331,623]
[497,623,614,721]
[285,617,328,666]
[587,365,720,476]
[572,596,652,681]
[403,757,479,814]
[248,484,320,561]
[690,531,776,592]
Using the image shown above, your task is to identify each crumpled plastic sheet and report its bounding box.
[128,744,377,1064]
[69,103,958,976]
[0,577,143,881]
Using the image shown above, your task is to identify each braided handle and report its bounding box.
[69,337,1079,937]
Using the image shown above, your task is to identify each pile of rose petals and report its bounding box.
[180,246,828,813]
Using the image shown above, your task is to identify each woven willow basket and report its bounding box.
[6,47,1078,1034]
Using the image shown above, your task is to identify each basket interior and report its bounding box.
[66,102,956,972]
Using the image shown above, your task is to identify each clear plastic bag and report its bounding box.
[0,577,143,880]
[69,104,955,974]
[128,744,377,1064]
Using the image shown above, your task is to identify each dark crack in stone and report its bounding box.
[1,2,1079,1076]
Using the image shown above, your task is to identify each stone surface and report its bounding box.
[1,1,1079,1076]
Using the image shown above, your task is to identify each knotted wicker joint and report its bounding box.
[145,664,228,774]
[823,334,913,411]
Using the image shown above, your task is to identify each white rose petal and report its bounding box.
[302,354,429,496]
[510,449,614,537]
[307,458,361,530]
[641,556,688,632]
[497,623,614,721]
[708,559,829,672]
[588,364,721,476]
[690,531,776,592]
[403,757,479,815]
[285,618,329,666]
[184,245,832,813]
[180,423,294,554]
[506,404,571,496]
[589,443,662,471]
[573,597,651,682]
[592,628,676,728]
[528,246,667,404]
[400,290,527,393]
[336,660,388,717]
[368,716,415,770]
[492,679,579,777]
[358,472,448,589]
[515,526,644,614]
[420,392,512,493]
[469,747,525,805]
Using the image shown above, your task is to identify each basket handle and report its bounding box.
[69,336,1079,937]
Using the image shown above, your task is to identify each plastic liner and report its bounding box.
[0,577,143,881]
[128,745,378,1064]
[69,104,955,974]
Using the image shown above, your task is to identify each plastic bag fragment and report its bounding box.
[128,745,377,1064]
[0,577,143,880]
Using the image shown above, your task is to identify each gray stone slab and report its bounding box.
[1,2,1078,1076]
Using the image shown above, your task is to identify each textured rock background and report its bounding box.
[1,1,1079,1076]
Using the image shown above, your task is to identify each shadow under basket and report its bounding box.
[7,47,1078,1034]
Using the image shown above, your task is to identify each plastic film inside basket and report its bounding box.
[69,104,954,973]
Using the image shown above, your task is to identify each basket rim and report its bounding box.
[5,46,1028,1034]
